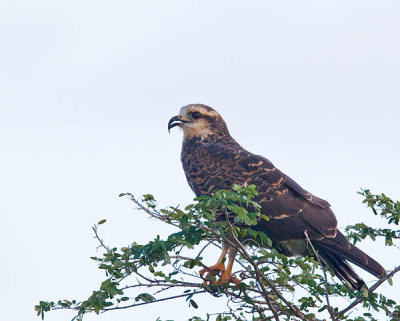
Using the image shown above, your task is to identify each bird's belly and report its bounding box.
[277,239,309,256]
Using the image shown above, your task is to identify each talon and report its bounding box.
[200,262,226,277]
[231,276,241,286]
[216,255,241,286]
[200,244,231,286]
[200,262,226,286]
[199,268,207,276]
[217,271,231,285]
[216,271,241,286]
[209,262,226,272]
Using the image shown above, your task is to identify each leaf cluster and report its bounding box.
[346,189,400,247]
[36,187,400,321]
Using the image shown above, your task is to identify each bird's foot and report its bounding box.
[217,270,241,286]
[200,263,226,285]
[200,264,241,286]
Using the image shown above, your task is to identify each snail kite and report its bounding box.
[168,104,386,290]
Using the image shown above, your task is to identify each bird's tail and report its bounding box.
[313,231,386,291]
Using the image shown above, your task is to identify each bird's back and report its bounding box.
[171,104,386,290]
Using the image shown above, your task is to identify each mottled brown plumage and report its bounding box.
[168,104,386,290]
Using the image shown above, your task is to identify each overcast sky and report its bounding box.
[1,1,399,320]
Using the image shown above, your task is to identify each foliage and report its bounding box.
[36,186,400,321]
[345,189,400,247]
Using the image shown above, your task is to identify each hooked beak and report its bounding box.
[168,115,190,132]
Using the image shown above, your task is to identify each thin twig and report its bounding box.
[103,290,206,311]
[304,230,336,321]
[92,225,109,251]
[338,265,400,318]
[122,281,203,290]
[197,241,213,258]
[128,194,181,229]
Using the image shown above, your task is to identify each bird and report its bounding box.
[168,104,386,290]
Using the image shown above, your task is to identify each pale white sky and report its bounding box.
[1,1,399,320]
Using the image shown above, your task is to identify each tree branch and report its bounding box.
[338,265,400,318]
[304,230,336,321]
[103,290,206,311]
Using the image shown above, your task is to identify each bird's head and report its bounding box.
[168,104,229,141]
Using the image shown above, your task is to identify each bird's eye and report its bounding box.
[191,112,201,119]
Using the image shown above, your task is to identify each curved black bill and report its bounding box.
[168,115,181,132]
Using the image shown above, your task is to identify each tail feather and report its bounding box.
[313,231,386,290]
[315,231,386,278]
[316,247,365,290]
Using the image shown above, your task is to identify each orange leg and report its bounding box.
[210,245,229,271]
[218,248,240,286]
[199,244,229,284]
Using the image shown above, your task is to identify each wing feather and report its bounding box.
[201,144,337,240]
[180,118,386,290]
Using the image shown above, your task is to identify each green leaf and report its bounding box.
[232,184,241,191]
[189,299,198,309]
[98,219,107,225]
[143,194,155,201]
[261,214,270,221]
[136,293,155,303]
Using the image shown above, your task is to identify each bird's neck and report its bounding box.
[182,133,237,149]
